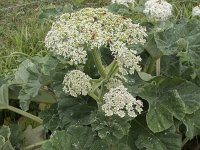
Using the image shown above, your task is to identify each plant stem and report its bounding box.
[88,92,99,101]
[146,58,155,74]
[7,106,43,124]
[91,48,106,78]
[106,59,118,80]
[156,58,160,76]
[24,140,48,150]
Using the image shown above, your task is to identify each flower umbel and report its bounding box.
[143,0,172,21]
[45,8,147,71]
[102,85,143,118]
[63,70,92,97]
[192,5,200,17]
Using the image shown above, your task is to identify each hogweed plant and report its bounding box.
[1,1,200,150]
[45,8,147,118]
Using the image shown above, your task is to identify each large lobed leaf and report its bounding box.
[41,126,96,150]
[139,77,200,133]
[14,59,41,111]
[183,109,200,139]
[0,126,14,150]
[58,94,95,127]
[154,19,200,66]
[129,115,182,150]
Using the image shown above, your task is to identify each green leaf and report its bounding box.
[0,126,14,150]
[137,71,155,81]
[145,34,163,59]
[9,124,24,148]
[0,126,10,140]
[0,135,5,147]
[129,115,182,150]
[146,90,185,132]
[155,19,200,66]
[67,126,95,150]
[90,138,131,150]
[38,3,73,21]
[125,72,148,96]
[58,95,95,127]
[33,55,59,76]
[40,104,61,131]
[14,59,41,111]
[183,109,200,139]
[106,3,130,16]
[139,77,200,132]
[91,111,131,141]
[90,140,109,150]
[160,55,181,77]
[18,80,41,110]
[41,130,71,150]
[41,126,96,150]
[23,125,45,148]
[0,84,9,109]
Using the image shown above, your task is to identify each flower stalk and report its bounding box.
[7,105,43,124]
[156,57,161,76]
[91,48,106,78]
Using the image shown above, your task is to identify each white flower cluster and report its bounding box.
[45,8,147,75]
[143,0,172,21]
[192,5,200,16]
[102,85,143,118]
[63,70,92,97]
[111,0,135,7]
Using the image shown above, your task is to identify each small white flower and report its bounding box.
[143,0,173,21]
[192,5,200,16]
[102,85,143,118]
[63,70,92,97]
[117,50,142,75]
[112,0,135,7]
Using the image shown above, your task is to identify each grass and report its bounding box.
[0,0,110,76]
[0,0,51,75]
[0,0,198,76]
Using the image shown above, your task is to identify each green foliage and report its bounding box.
[129,115,182,150]
[183,109,200,139]
[41,126,96,150]
[139,77,200,132]
[0,126,14,150]
[14,59,41,110]
[0,0,200,149]
[39,104,61,131]
[58,94,95,127]
[91,111,131,140]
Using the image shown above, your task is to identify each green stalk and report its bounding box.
[91,48,106,78]
[156,58,161,76]
[143,56,152,73]
[182,137,190,147]
[105,60,118,80]
[7,106,43,124]
[88,92,99,101]
[147,58,156,74]
[24,140,48,150]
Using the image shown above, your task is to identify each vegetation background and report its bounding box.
[0,0,199,149]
